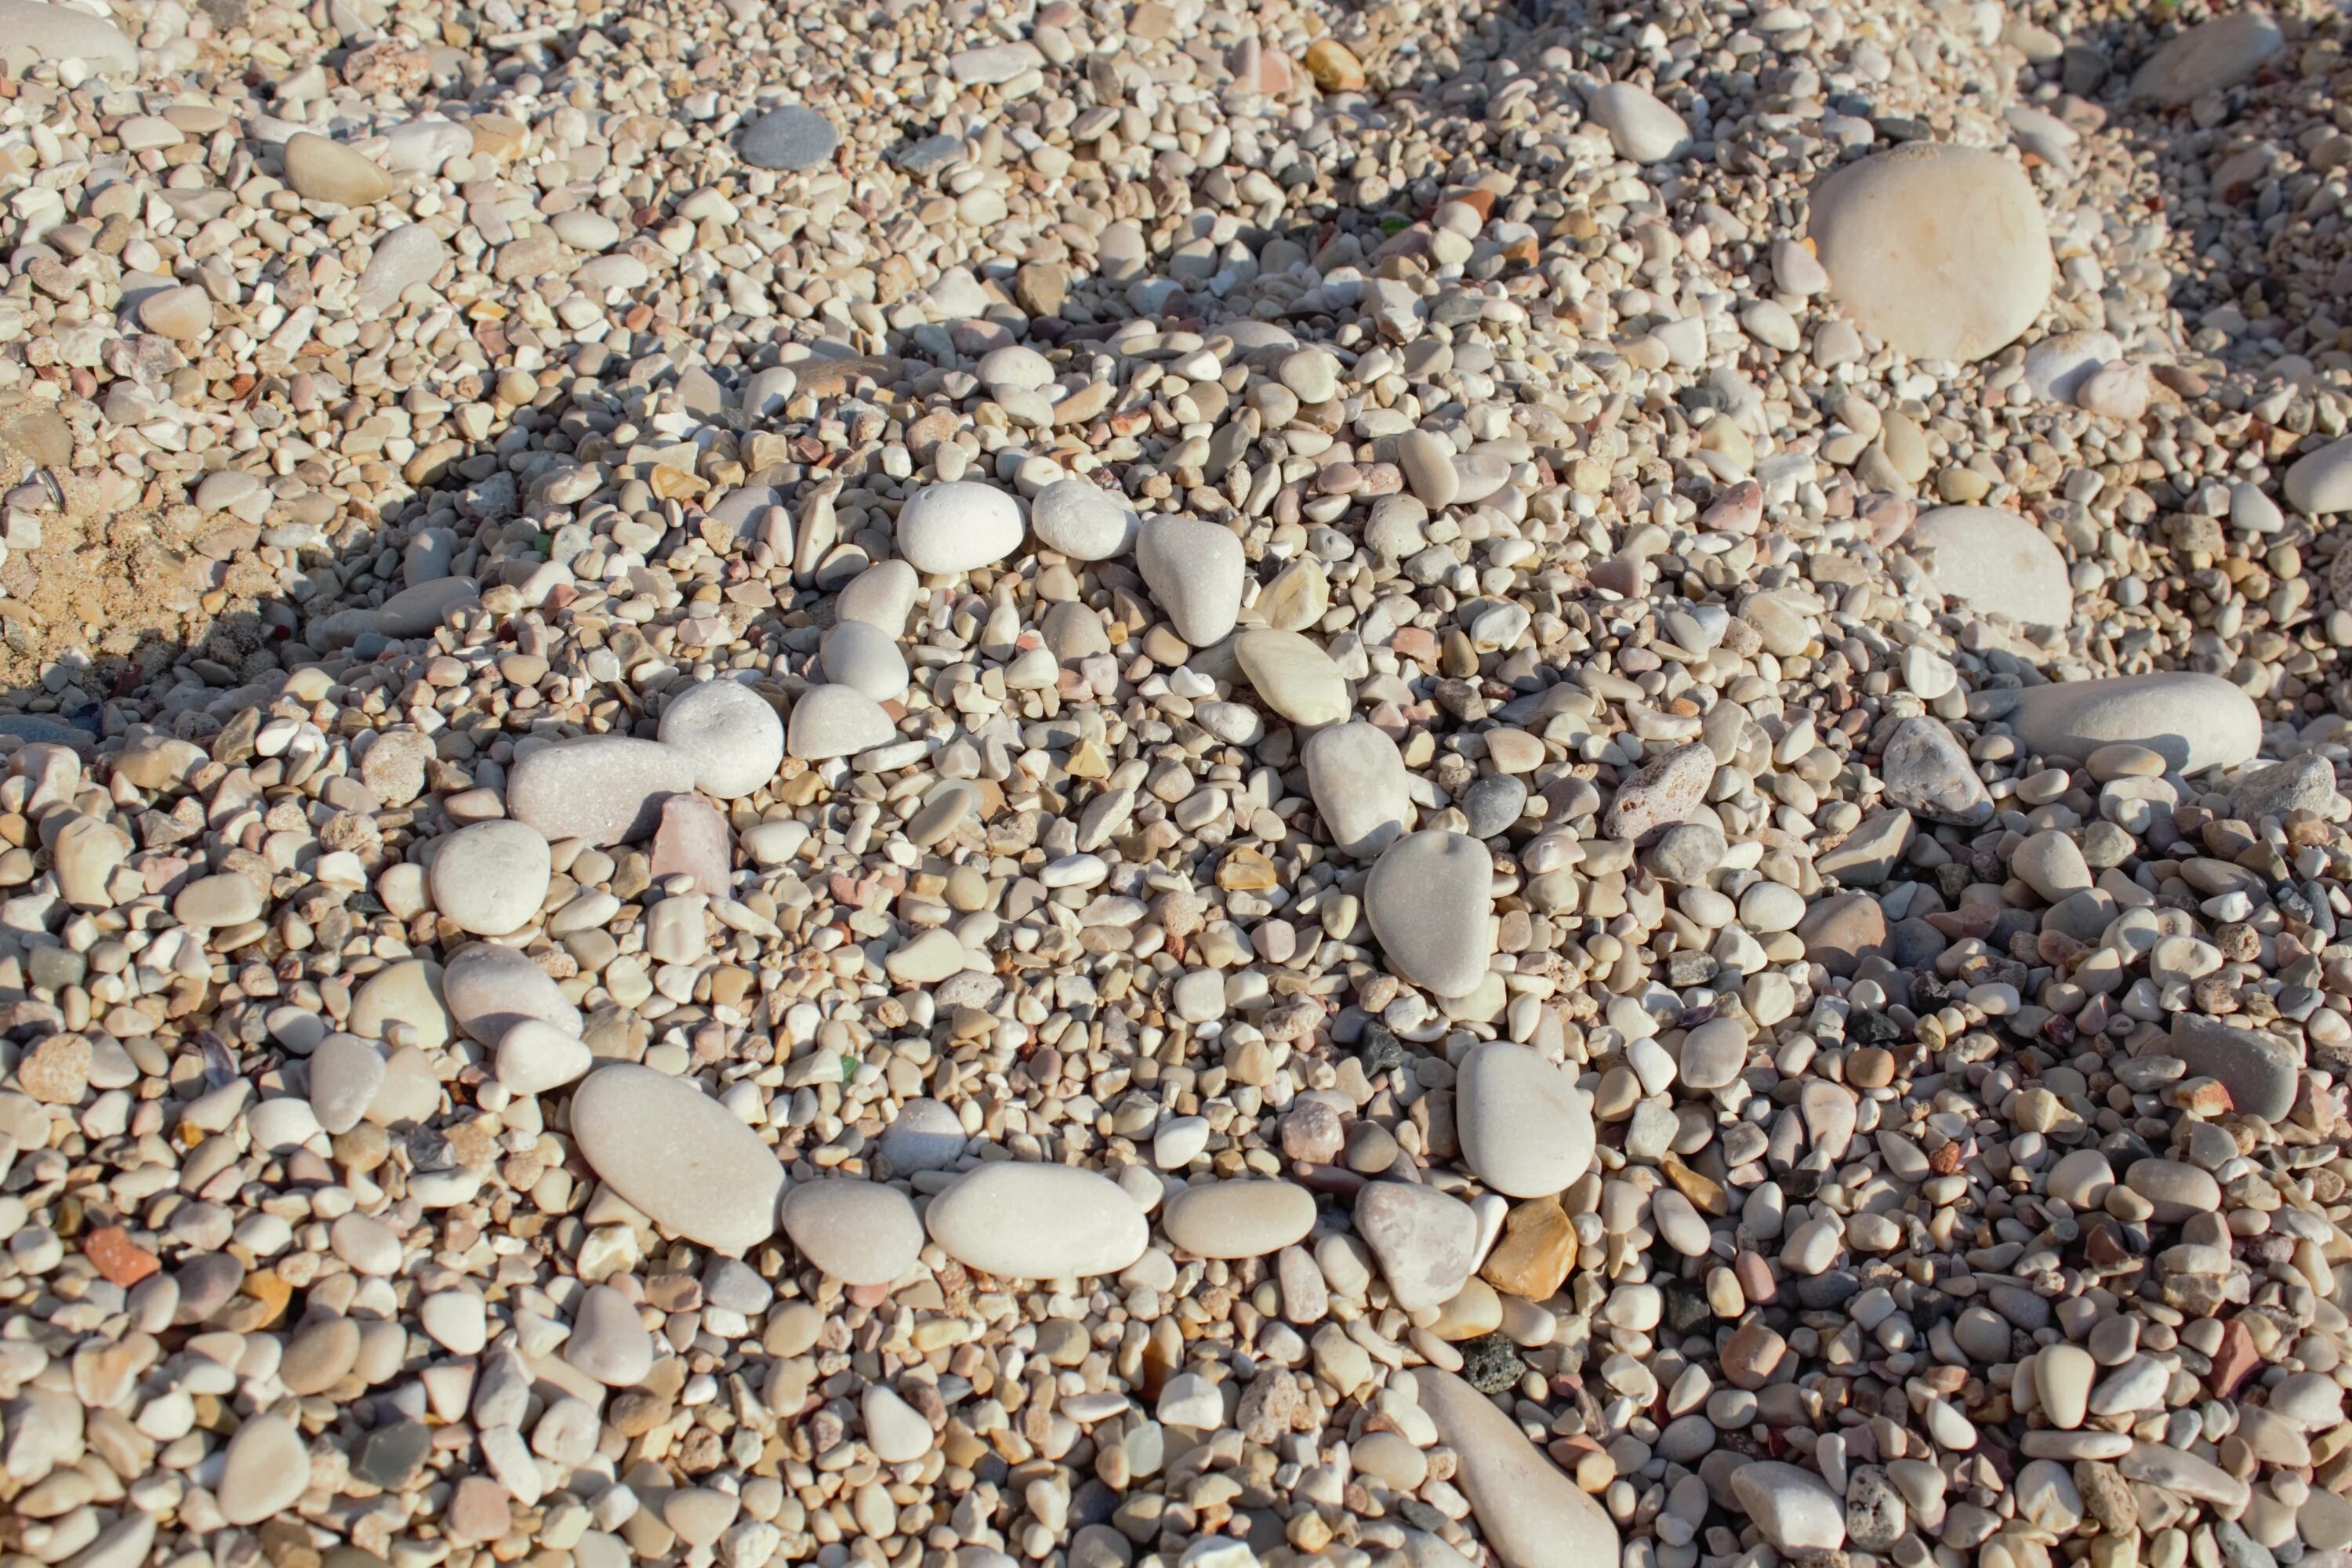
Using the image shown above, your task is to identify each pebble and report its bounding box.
[568,1284,655,1386]
[1417,1369,1622,1568]
[430,819,551,936]
[786,683,899,760]
[508,735,699,845]
[1455,1042,1597,1198]
[4,0,136,71]
[780,1181,925,1285]
[1911,506,2074,627]
[282,132,393,205]
[2002,672,2262,774]
[1365,831,1494,997]
[495,1018,592,1096]
[1160,1179,1318,1259]
[571,1065,785,1255]
[2167,1014,2301,1122]
[895,481,1025,575]
[1137,514,1246,646]
[1732,1462,1847,1553]
[1808,143,2052,361]
[1303,722,1414,856]
[216,1413,311,1525]
[1588,82,1688,164]
[739,105,840,171]
[924,1163,1149,1279]
[658,679,786,800]
[2285,437,2352,515]
[2131,12,2284,106]
[864,1385,936,1463]
[443,942,580,1045]
[1236,629,1350,727]
[1353,1181,1479,1311]
[1029,478,1139,560]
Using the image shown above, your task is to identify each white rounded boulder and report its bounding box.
[1809,143,2052,362]
[895,481,1024,575]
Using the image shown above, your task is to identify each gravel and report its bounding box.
[3,1,2352,1567]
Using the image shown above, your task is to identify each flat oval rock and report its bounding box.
[1137,514,1246,647]
[443,942,582,1045]
[1236,629,1350,727]
[780,1180,925,1285]
[1029,477,1138,560]
[1455,1041,1598,1198]
[895,481,1024,575]
[1365,831,1494,997]
[1304,721,1414,857]
[786,683,898,760]
[1160,1179,1318,1259]
[2004,672,2259,775]
[658,679,784,800]
[1809,142,2052,362]
[740,104,839,171]
[924,1162,1148,1279]
[1911,506,2072,629]
[218,1412,313,1525]
[430,819,550,936]
[571,1064,785,1255]
[507,735,698,845]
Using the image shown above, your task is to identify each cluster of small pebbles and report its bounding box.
[2,2,2352,1568]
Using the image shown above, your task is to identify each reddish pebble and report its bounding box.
[84,1226,160,1287]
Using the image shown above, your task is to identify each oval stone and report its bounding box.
[1303,721,1414,857]
[924,1162,1148,1279]
[1160,1179,1318,1259]
[1365,831,1494,998]
[1029,477,1138,560]
[2004,673,2260,775]
[780,1180,925,1285]
[571,1065,785,1255]
[430,819,550,936]
[1137,514,1246,647]
[895,481,1024,575]
[1456,1042,1598,1198]
[1417,1368,1621,1568]
[507,735,698,846]
[443,943,581,1045]
[218,1412,312,1525]
[1911,506,2071,628]
[1809,143,2052,361]
[658,679,785,800]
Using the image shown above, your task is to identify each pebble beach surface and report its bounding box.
[1,2,2351,1568]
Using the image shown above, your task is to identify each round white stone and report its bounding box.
[2005,672,2261,775]
[1365,831,1494,998]
[820,619,911,702]
[895,481,1024,575]
[1911,506,2072,629]
[659,679,786,800]
[1809,143,2053,361]
[571,1064,784,1255]
[1302,722,1414,857]
[786,683,898,761]
[1588,82,1688,163]
[1029,477,1139,560]
[2285,437,2352,516]
[780,1180,925,1285]
[1454,1041,1597,1198]
[429,819,550,936]
[1137,514,1246,647]
[495,1018,593,1095]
